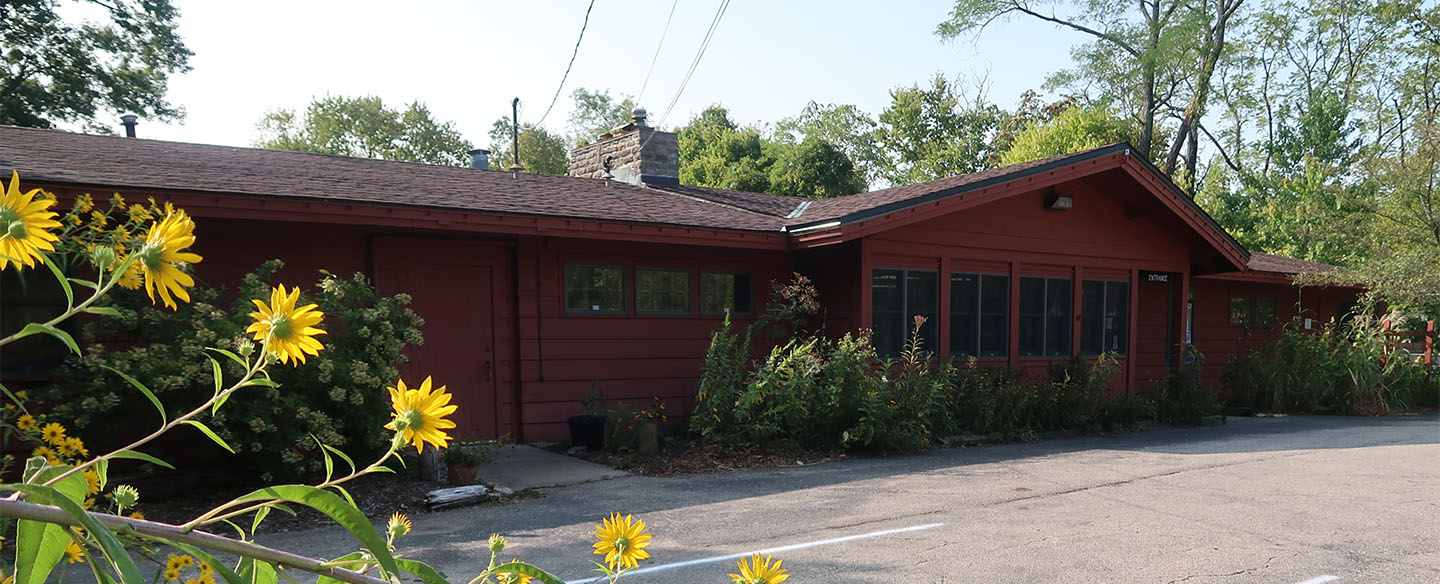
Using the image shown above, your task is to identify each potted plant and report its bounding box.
[442,445,485,485]
[568,381,607,451]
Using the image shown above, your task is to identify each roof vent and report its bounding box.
[468,148,490,170]
[121,114,138,138]
[632,107,647,127]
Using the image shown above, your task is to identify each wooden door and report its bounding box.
[372,238,513,439]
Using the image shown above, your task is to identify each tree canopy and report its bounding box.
[1,0,193,131]
[255,96,473,166]
[567,87,638,148]
[677,106,866,198]
[488,118,570,176]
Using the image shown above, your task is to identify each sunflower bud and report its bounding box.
[89,245,118,270]
[488,533,507,553]
[112,485,140,509]
[386,512,411,539]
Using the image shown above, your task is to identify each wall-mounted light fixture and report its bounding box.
[1045,190,1074,211]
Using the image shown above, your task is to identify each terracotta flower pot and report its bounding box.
[447,463,479,486]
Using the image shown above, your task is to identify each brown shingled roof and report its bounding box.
[0,125,787,232]
[1247,252,1338,275]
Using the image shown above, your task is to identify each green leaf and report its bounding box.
[208,347,249,368]
[489,561,565,584]
[331,485,356,508]
[251,559,278,584]
[14,513,68,584]
[82,306,122,317]
[251,506,271,534]
[6,481,145,584]
[22,455,48,482]
[316,552,367,584]
[183,420,236,453]
[41,254,74,309]
[244,377,279,388]
[102,365,166,426]
[0,382,28,415]
[314,435,333,483]
[223,485,401,578]
[16,323,80,356]
[108,449,175,469]
[207,354,224,408]
[68,278,99,291]
[396,559,451,584]
[94,458,108,492]
[320,444,356,476]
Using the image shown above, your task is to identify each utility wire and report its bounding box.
[636,0,680,104]
[657,0,731,129]
[535,0,598,127]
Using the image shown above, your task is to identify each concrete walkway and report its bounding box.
[475,445,627,492]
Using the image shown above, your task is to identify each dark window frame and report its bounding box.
[871,268,940,357]
[1080,279,1130,355]
[564,264,628,315]
[949,272,1009,359]
[1229,294,1279,328]
[699,270,755,316]
[635,267,695,315]
[1019,276,1073,358]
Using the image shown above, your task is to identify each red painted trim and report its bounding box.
[1127,268,1140,393]
[1072,265,1084,359]
[1008,261,1021,370]
[939,256,952,357]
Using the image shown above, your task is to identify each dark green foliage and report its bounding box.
[677,106,866,198]
[1156,346,1219,425]
[846,319,953,451]
[1222,317,1434,414]
[43,260,424,481]
[256,96,474,166]
[0,0,192,131]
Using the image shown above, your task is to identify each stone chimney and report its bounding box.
[568,108,679,186]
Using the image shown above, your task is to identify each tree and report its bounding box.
[0,0,193,131]
[567,87,638,148]
[488,118,569,176]
[998,104,1138,166]
[255,96,473,166]
[872,74,1003,185]
[775,102,883,188]
[677,106,866,198]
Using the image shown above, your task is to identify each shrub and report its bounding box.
[44,260,424,481]
[1158,345,1219,424]
[845,316,953,450]
[690,314,753,443]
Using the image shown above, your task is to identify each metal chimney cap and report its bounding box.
[468,148,490,155]
[632,107,648,127]
[120,114,138,123]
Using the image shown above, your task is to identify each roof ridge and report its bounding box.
[645,183,792,223]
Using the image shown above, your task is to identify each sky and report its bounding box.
[132,1,1084,149]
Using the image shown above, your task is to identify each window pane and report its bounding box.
[1106,281,1129,353]
[637,268,691,313]
[1229,296,1252,326]
[565,265,625,313]
[1046,278,1071,356]
[873,311,904,357]
[1019,277,1045,356]
[949,273,978,357]
[1081,280,1103,354]
[1255,297,1277,327]
[701,272,753,315]
[980,275,1008,358]
[907,272,938,352]
[872,269,903,356]
[872,270,901,311]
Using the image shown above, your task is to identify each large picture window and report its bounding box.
[565,265,626,313]
[1019,276,1071,357]
[636,268,692,314]
[1081,280,1129,354]
[950,273,1009,358]
[872,269,938,356]
[700,271,754,315]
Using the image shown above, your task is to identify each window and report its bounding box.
[1081,280,1129,354]
[565,265,625,313]
[636,268,692,314]
[1229,295,1277,327]
[872,269,938,356]
[950,273,1008,358]
[700,271,754,315]
[1019,276,1072,357]
[1255,297,1278,327]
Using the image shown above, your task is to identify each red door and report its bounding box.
[373,238,513,439]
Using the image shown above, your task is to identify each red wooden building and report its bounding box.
[0,123,1358,441]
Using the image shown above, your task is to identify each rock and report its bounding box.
[426,485,490,510]
[940,434,991,446]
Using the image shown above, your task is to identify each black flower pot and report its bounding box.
[568,414,605,451]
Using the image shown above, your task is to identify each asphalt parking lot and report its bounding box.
[262,414,1440,583]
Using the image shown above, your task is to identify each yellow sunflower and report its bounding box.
[384,376,457,453]
[162,567,181,582]
[31,446,58,464]
[64,540,85,564]
[65,436,88,458]
[15,415,35,432]
[591,513,652,570]
[730,554,789,584]
[387,512,412,539]
[136,209,202,309]
[245,284,326,365]
[40,422,66,445]
[0,171,61,271]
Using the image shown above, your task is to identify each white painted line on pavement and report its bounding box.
[1295,577,1340,584]
[564,522,945,584]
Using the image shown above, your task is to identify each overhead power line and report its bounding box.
[535,0,598,127]
[637,0,680,104]
[656,0,731,129]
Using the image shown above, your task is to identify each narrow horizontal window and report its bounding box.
[636,268,692,314]
[701,271,754,315]
[565,265,626,314]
